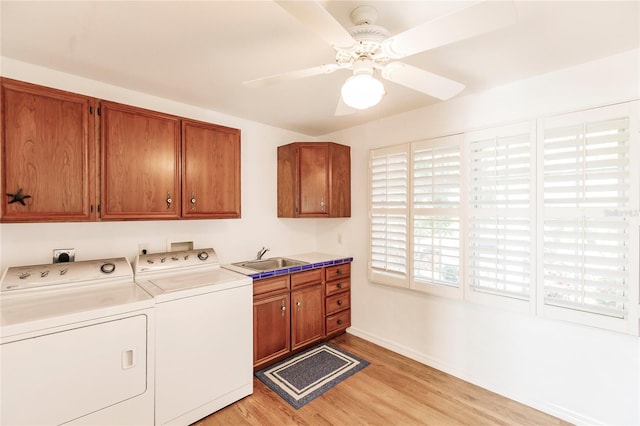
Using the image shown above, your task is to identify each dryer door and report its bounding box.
[1,314,148,425]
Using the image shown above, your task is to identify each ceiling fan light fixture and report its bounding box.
[341,72,385,110]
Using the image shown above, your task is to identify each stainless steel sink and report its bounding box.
[232,257,308,271]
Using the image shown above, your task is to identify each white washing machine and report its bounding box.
[133,248,253,426]
[0,257,155,426]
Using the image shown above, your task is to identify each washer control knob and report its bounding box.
[197,251,209,261]
[100,262,116,274]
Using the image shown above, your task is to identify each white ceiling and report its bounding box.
[1,1,638,136]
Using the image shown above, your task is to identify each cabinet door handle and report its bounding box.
[281,300,286,316]
[320,196,325,212]
[296,299,301,311]
[166,192,173,209]
[190,193,197,210]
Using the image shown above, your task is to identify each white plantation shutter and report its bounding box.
[412,136,462,295]
[540,102,639,333]
[466,123,535,310]
[369,145,409,287]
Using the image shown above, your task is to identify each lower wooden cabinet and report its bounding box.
[290,268,324,352]
[253,291,290,367]
[252,263,351,370]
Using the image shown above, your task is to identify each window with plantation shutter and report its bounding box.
[368,101,638,334]
[369,145,409,287]
[412,136,462,296]
[466,123,535,311]
[539,102,639,333]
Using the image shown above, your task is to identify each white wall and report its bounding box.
[0,57,321,269]
[318,49,640,425]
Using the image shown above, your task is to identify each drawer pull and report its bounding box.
[336,269,343,275]
[337,299,343,306]
[337,282,343,289]
[337,319,343,325]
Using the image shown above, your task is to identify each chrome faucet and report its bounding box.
[257,246,270,260]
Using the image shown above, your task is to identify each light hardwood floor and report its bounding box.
[195,333,572,425]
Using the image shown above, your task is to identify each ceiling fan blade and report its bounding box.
[381,62,465,101]
[382,1,517,59]
[275,1,356,50]
[243,64,341,88]
[335,96,357,116]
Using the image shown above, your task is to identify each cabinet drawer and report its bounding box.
[325,278,350,296]
[253,275,290,297]
[325,291,350,315]
[291,268,323,289]
[326,309,350,335]
[325,263,350,281]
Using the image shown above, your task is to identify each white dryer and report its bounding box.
[0,257,155,425]
[133,248,253,426]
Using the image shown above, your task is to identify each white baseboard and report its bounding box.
[346,327,602,426]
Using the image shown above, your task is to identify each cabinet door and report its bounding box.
[1,78,96,222]
[181,120,240,218]
[253,292,290,368]
[291,284,324,351]
[328,142,351,217]
[100,101,180,220]
[298,144,329,216]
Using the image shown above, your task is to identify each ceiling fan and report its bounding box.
[243,1,517,114]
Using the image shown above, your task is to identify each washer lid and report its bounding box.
[138,268,251,301]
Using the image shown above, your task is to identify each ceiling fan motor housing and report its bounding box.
[335,23,390,67]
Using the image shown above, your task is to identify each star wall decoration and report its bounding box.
[6,188,32,206]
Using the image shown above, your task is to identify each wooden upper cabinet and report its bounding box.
[181,119,241,218]
[278,142,350,218]
[1,79,241,222]
[1,78,96,222]
[100,101,180,220]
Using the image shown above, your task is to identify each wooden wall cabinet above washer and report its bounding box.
[1,78,97,222]
[277,142,350,218]
[100,101,181,220]
[0,79,241,222]
[100,103,241,220]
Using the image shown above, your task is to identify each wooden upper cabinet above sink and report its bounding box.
[278,142,351,218]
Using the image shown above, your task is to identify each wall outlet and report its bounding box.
[53,249,75,263]
[138,243,149,255]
